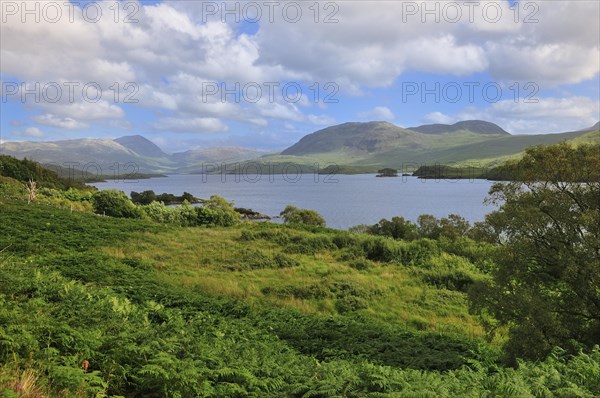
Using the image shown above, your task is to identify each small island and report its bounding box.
[376,168,399,177]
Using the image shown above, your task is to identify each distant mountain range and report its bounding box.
[0,135,270,174]
[1,120,598,175]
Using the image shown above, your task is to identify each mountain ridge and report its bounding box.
[407,120,510,135]
[1,121,597,174]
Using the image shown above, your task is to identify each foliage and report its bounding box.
[0,155,90,190]
[131,190,198,205]
[470,143,600,363]
[280,205,326,226]
[368,216,418,240]
[141,197,240,227]
[376,168,398,177]
[92,190,142,218]
[2,141,600,398]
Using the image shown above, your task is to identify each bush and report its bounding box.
[335,296,368,313]
[348,258,374,271]
[92,190,141,218]
[285,234,335,255]
[232,248,300,270]
[142,201,181,224]
[368,216,419,240]
[280,205,326,226]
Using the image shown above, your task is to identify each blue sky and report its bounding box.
[1,0,599,151]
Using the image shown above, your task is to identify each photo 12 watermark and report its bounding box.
[400,81,539,104]
[1,81,139,104]
[199,1,340,23]
[398,1,539,24]
[201,81,339,104]
[1,1,140,24]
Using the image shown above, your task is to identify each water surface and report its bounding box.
[92,174,497,230]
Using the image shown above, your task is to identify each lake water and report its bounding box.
[91,174,498,230]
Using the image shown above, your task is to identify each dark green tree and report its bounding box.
[417,214,441,239]
[368,216,418,240]
[131,190,157,205]
[470,143,600,363]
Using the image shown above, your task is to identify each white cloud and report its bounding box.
[358,106,395,121]
[41,101,125,120]
[457,96,600,134]
[307,114,336,125]
[1,0,598,139]
[14,127,44,138]
[33,114,87,129]
[423,112,456,125]
[153,117,229,133]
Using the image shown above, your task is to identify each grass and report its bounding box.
[96,223,487,339]
[1,199,598,396]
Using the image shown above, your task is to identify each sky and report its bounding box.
[1,0,599,152]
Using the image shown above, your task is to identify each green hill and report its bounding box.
[408,120,510,135]
[276,121,599,170]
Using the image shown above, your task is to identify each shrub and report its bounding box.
[285,234,335,255]
[239,230,256,241]
[280,205,326,226]
[348,258,374,271]
[142,201,181,224]
[335,296,368,313]
[92,190,141,218]
[368,216,419,240]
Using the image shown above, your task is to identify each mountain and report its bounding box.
[281,120,509,157]
[0,138,144,166]
[274,120,599,170]
[175,147,270,164]
[0,136,267,174]
[579,122,600,132]
[1,121,597,175]
[407,120,510,135]
[281,122,428,156]
[114,135,168,158]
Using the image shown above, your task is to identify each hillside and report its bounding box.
[114,135,169,158]
[2,121,598,175]
[1,198,599,396]
[0,137,267,175]
[408,120,510,135]
[277,121,599,169]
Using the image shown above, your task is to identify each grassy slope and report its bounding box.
[1,201,599,396]
[253,130,599,171]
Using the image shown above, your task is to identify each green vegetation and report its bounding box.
[376,168,398,177]
[130,190,199,205]
[0,143,599,396]
[0,155,90,190]
[280,205,326,226]
[470,143,600,363]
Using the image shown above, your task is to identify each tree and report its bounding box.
[368,216,418,240]
[196,195,240,226]
[280,205,326,226]
[131,190,157,205]
[417,214,441,239]
[438,214,470,240]
[92,190,141,218]
[376,168,398,177]
[470,143,600,363]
